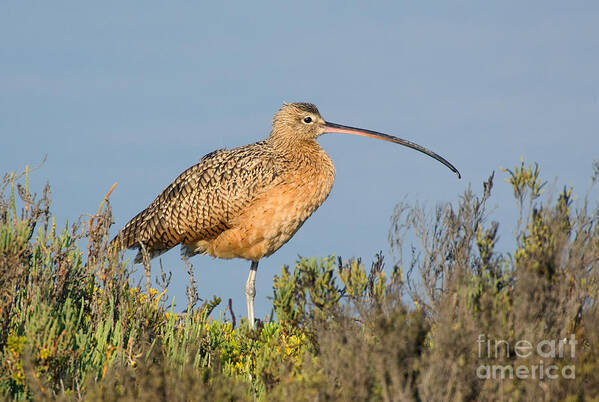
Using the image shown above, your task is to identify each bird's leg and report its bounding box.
[245,260,259,329]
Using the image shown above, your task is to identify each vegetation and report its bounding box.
[1,161,598,401]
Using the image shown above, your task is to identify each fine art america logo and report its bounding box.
[477,334,576,380]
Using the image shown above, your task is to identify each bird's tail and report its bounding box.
[110,207,171,264]
[110,208,146,250]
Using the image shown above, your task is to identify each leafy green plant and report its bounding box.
[1,160,598,401]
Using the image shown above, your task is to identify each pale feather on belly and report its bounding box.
[185,170,333,261]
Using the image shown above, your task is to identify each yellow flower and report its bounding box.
[39,347,51,360]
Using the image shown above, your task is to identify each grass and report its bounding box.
[1,160,598,401]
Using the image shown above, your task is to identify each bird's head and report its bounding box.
[270,102,461,178]
[271,102,327,140]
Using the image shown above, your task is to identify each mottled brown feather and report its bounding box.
[111,103,335,263]
[113,142,289,260]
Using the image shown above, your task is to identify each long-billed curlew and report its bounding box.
[112,103,460,328]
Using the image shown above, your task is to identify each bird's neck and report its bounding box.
[268,135,323,160]
[267,136,335,185]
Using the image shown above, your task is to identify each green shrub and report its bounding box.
[1,160,598,401]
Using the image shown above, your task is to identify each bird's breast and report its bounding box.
[200,151,335,261]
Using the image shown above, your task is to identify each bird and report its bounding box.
[111,102,460,329]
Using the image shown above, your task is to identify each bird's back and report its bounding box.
[112,141,291,261]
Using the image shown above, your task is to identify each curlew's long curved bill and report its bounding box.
[324,122,461,179]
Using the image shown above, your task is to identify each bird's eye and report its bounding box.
[303,116,313,124]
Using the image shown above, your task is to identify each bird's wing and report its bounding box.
[113,142,287,256]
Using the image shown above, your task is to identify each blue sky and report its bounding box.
[2,1,598,319]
